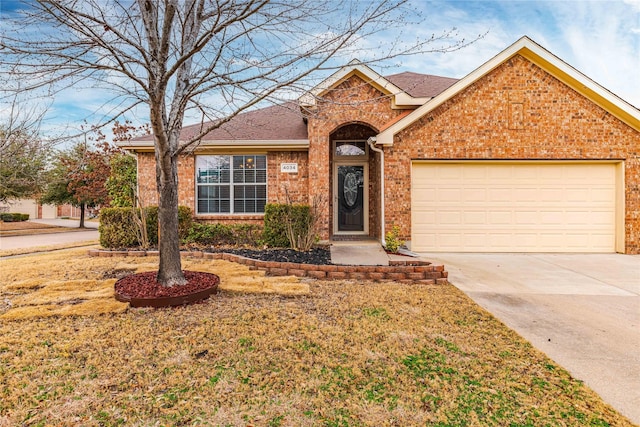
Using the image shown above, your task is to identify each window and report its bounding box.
[196,155,267,214]
[335,140,367,157]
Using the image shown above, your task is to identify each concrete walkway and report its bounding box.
[330,241,390,265]
[419,253,640,425]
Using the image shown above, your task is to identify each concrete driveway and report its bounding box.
[419,253,640,425]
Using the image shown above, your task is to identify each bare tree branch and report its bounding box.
[0,0,479,286]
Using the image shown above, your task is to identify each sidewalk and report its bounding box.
[29,218,99,229]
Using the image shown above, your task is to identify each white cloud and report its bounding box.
[383,0,640,107]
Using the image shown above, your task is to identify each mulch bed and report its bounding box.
[115,270,219,299]
[203,247,332,265]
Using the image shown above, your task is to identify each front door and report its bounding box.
[336,164,366,232]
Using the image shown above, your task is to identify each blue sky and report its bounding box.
[1,0,639,136]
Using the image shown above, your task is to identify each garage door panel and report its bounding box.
[411,162,617,252]
[488,188,512,202]
[567,188,590,202]
[463,211,486,224]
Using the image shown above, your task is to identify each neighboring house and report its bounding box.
[0,199,58,219]
[119,37,640,254]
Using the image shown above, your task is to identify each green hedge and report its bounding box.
[0,213,29,222]
[184,222,261,247]
[262,203,311,248]
[99,206,192,249]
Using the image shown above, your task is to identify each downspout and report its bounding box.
[367,137,386,247]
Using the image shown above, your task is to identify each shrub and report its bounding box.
[99,208,139,248]
[263,203,311,248]
[385,226,405,253]
[184,222,233,246]
[99,206,192,248]
[0,213,29,222]
[142,205,192,246]
[184,222,261,247]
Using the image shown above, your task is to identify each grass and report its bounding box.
[0,250,635,426]
[0,220,77,237]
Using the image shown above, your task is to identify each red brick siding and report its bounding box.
[387,55,640,254]
[137,152,158,206]
[328,123,380,238]
[267,151,309,204]
[135,58,639,253]
[137,150,309,226]
[306,74,409,239]
[137,152,196,209]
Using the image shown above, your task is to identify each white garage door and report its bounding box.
[411,162,617,252]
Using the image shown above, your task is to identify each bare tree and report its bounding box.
[0,0,472,286]
[0,95,50,203]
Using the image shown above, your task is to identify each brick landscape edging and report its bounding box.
[88,249,448,284]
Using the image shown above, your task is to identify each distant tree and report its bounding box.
[106,121,149,208]
[0,0,474,286]
[0,99,50,202]
[41,140,114,228]
[107,153,137,208]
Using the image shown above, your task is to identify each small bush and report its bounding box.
[0,213,29,222]
[385,226,405,253]
[99,206,192,249]
[184,222,233,246]
[263,203,311,248]
[184,222,261,247]
[99,208,140,248]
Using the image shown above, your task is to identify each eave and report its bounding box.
[117,139,310,153]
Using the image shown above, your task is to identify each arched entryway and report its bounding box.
[329,123,379,240]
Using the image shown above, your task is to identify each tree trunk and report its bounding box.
[155,150,187,287]
[79,203,85,228]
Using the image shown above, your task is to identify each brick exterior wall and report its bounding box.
[267,151,309,205]
[387,55,640,254]
[306,74,409,239]
[137,150,308,227]
[134,56,639,253]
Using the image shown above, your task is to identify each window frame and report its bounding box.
[195,154,267,215]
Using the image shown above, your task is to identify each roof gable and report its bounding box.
[376,36,640,145]
[299,59,433,108]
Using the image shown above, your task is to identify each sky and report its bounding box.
[0,0,639,137]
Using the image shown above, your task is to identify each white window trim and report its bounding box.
[195,154,267,215]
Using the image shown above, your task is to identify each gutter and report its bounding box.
[367,136,386,247]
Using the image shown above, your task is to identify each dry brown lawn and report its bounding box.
[0,221,67,236]
[0,249,634,426]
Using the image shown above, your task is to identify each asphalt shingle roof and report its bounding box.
[135,71,458,142]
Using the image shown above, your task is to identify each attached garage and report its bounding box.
[411,161,623,253]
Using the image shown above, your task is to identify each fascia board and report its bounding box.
[377,36,640,145]
[117,139,310,151]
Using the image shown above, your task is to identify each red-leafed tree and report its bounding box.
[41,137,115,228]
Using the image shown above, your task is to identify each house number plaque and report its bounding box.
[280,163,298,173]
